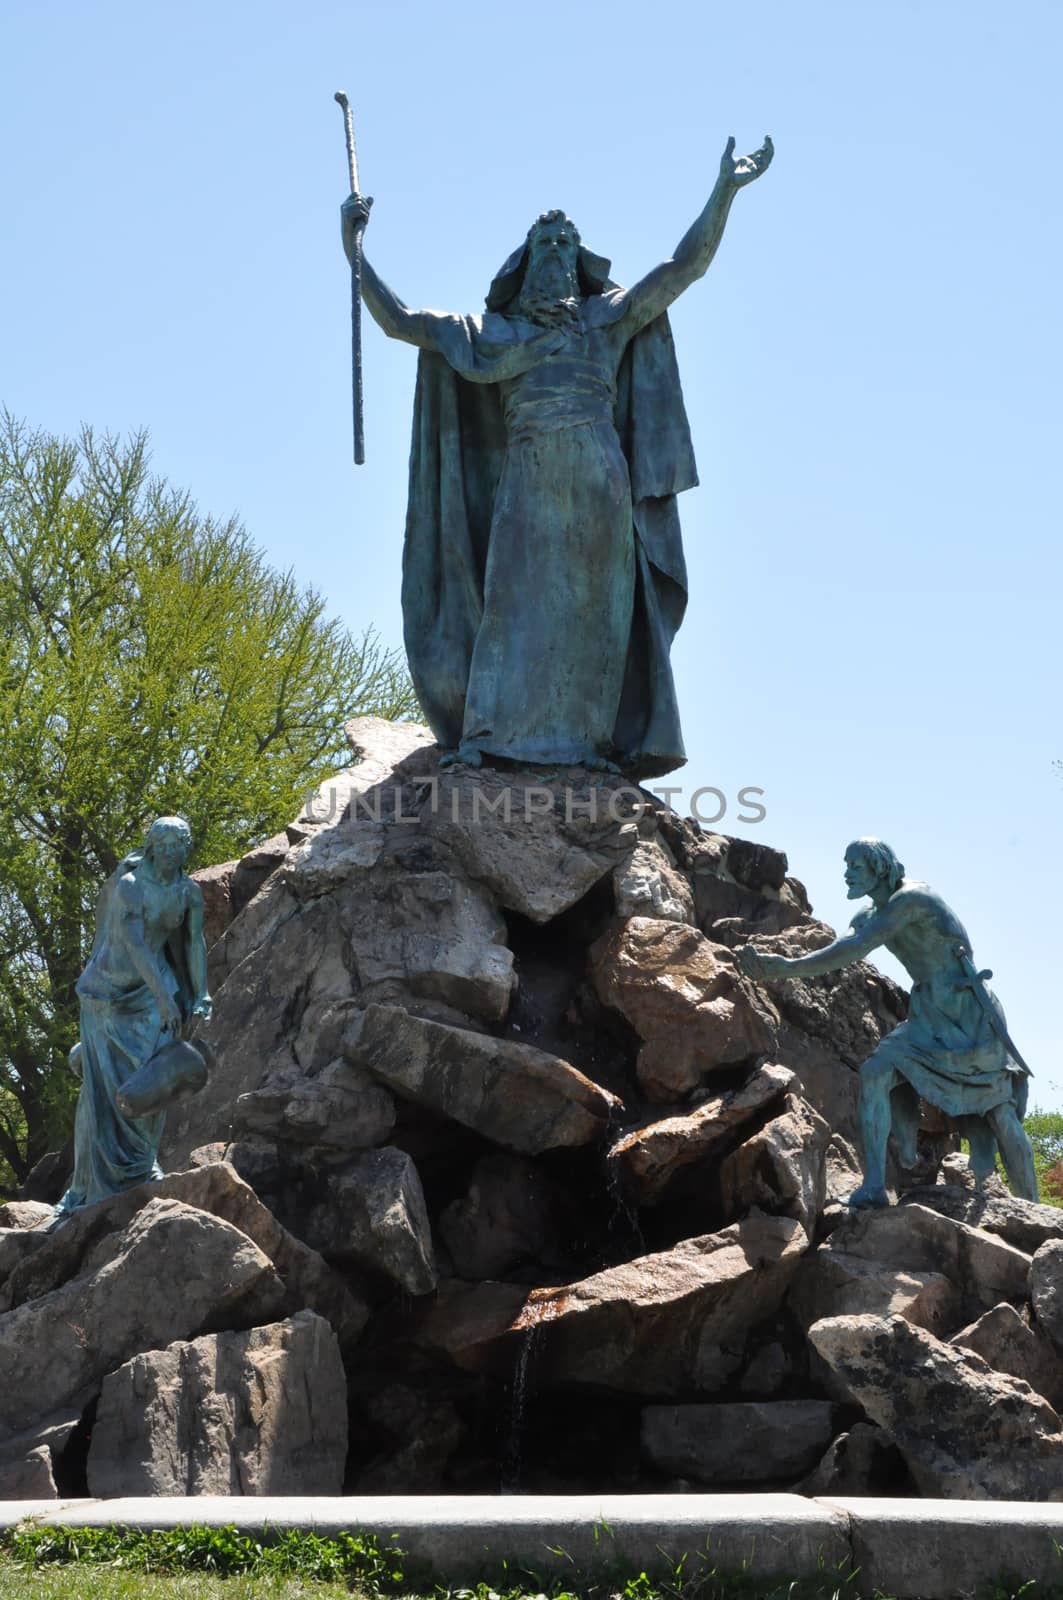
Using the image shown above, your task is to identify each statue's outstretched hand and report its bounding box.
[191,993,213,1024]
[737,944,786,982]
[721,135,774,189]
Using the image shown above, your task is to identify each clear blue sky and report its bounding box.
[4,1,1061,1104]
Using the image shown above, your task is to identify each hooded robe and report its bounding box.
[400,239,698,779]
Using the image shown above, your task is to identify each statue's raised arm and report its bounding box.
[335,135,776,778]
[616,134,774,335]
[341,194,434,348]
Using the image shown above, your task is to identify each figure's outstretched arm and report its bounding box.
[616,136,773,334]
[341,195,448,350]
[738,897,904,985]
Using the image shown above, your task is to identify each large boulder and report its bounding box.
[439,1153,560,1281]
[819,1201,1031,1318]
[901,1183,1063,1256]
[418,764,641,923]
[416,1215,809,1395]
[303,1148,437,1295]
[1031,1240,1063,1353]
[0,1162,366,1345]
[345,1004,620,1154]
[612,839,695,925]
[810,1313,1063,1499]
[589,917,777,1102]
[716,1092,830,1233]
[607,1063,795,1204]
[789,1247,962,1337]
[0,1198,285,1441]
[86,1312,347,1496]
[951,1302,1063,1410]
[0,1200,54,1229]
[641,1400,835,1484]
[231,1057,396,1155]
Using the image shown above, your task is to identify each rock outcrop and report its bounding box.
[809,1313,1063,1500]
[87,1312,347,1495]
[7,716,1058,1501]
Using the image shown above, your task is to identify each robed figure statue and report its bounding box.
[342,136,773,778]
[55,817,213,1219]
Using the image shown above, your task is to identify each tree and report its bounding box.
[0,413,418,1191]
[1025,1109,1063,1208]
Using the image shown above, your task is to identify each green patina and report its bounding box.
[54,817,212,1219]
[739,839,1039,1207]
[341,137,772,778]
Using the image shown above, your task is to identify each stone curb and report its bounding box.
[2,1494,1062,1598]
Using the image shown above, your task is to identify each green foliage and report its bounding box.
[3,1523,1061,1600]
[1025,1108,1063,1208]
[0,412,418,1190]
[4,1524,405,1591]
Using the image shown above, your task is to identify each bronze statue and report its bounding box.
[738,839,1038,1206]
[341,136,773,778]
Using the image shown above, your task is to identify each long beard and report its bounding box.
[517,256,580,327]
[517,290,581,329]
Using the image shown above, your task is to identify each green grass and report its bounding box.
[1,1525,1057,1600]
[0,1569,357,1599]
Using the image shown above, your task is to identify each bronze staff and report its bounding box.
[334,90,366,464]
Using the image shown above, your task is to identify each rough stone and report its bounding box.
[798,1421,905,1497]
[810,1312,1063,1499]
[738,1340,791,1396]
[418,765,642,923]
[0,1198,286,1440]
[823,1201,1031,1315]
[0,1443,57,1499]
[233,1058,396,1154]
[641,1400,835,1484]
[1031,1239,1063,1353]
[190,859,237,947]
[86,1312,347,1496]
[304,1147,436,1295]
[589,917,777,1101]
[345,1004,620,1155]
[416,1215,809,1395]
[0,1163,366,1345]
[902,1183,1063,1257]
[717,1093,830,1233]
[176,828,522,1167]
[740,930,908,1073]
[0,1201,55,1230]
[15,1142,73,1205]
[951,1302,1063,1410]
[612,839,695,925]
[167,892,355,1168]
[725,839,789,894]
[342,713,439,786]
[439,1153,559,1280]
[789,1248,963,1337]
[608,1064,795,1204]
[0,1227,49,1287]
[352,1383,467,1493]
[230,831,291,915]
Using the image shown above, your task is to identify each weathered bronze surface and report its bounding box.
[342,136,773,777]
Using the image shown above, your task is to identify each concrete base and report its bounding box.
[2,1493,1063,1597]
[825,1497,1063,1599]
